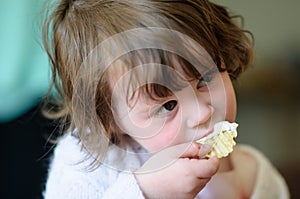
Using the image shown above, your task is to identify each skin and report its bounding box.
[111,65,255,198]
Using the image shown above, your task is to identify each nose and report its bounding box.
[186,102,214,129]
[176,83,214,130]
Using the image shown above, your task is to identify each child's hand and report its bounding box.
[135,142,219,199]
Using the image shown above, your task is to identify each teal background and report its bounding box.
[0,0,49,122]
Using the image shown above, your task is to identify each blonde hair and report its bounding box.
[42,0,253,167]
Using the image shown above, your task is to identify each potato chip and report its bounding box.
[197,121,238,158]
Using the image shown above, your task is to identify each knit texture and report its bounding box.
[44,134,289,198]
[44,134,146,199]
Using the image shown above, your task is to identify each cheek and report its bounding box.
[135,121,180,153]
[222,73,237,122]
[211,72,237,122]
[225,85,237,122]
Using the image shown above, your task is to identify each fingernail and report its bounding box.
[199,144,212,157]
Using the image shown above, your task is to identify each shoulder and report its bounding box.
[233,144,290,198]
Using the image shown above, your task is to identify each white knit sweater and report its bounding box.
[44,134,289,199]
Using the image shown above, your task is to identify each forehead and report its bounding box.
[106,45,218,108]
[108,49,213,85]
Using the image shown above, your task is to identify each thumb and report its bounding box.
[180,142,212,159]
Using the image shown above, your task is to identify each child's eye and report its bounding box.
[157,100,178,115]
[196,70,216,89]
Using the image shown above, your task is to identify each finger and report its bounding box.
[138,142,213,173]
[198,144,212,158]
[179,142,211,159]
[156,142,198,159]
[179,142,201,158]
[138,142,199,173]
[167,142,211,159]
[185,157,220,178]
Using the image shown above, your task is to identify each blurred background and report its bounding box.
[213,0,300,198]
[0,0,54,198]
[0,0,299,198]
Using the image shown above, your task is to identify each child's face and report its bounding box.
[112,66,236,153]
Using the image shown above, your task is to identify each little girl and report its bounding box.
[43,0,289,198]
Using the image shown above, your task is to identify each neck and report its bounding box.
[218,155,234,173]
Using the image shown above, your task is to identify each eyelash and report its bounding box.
[156,100,178,116]
[196,70,216,89]
[153,70,216,116]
